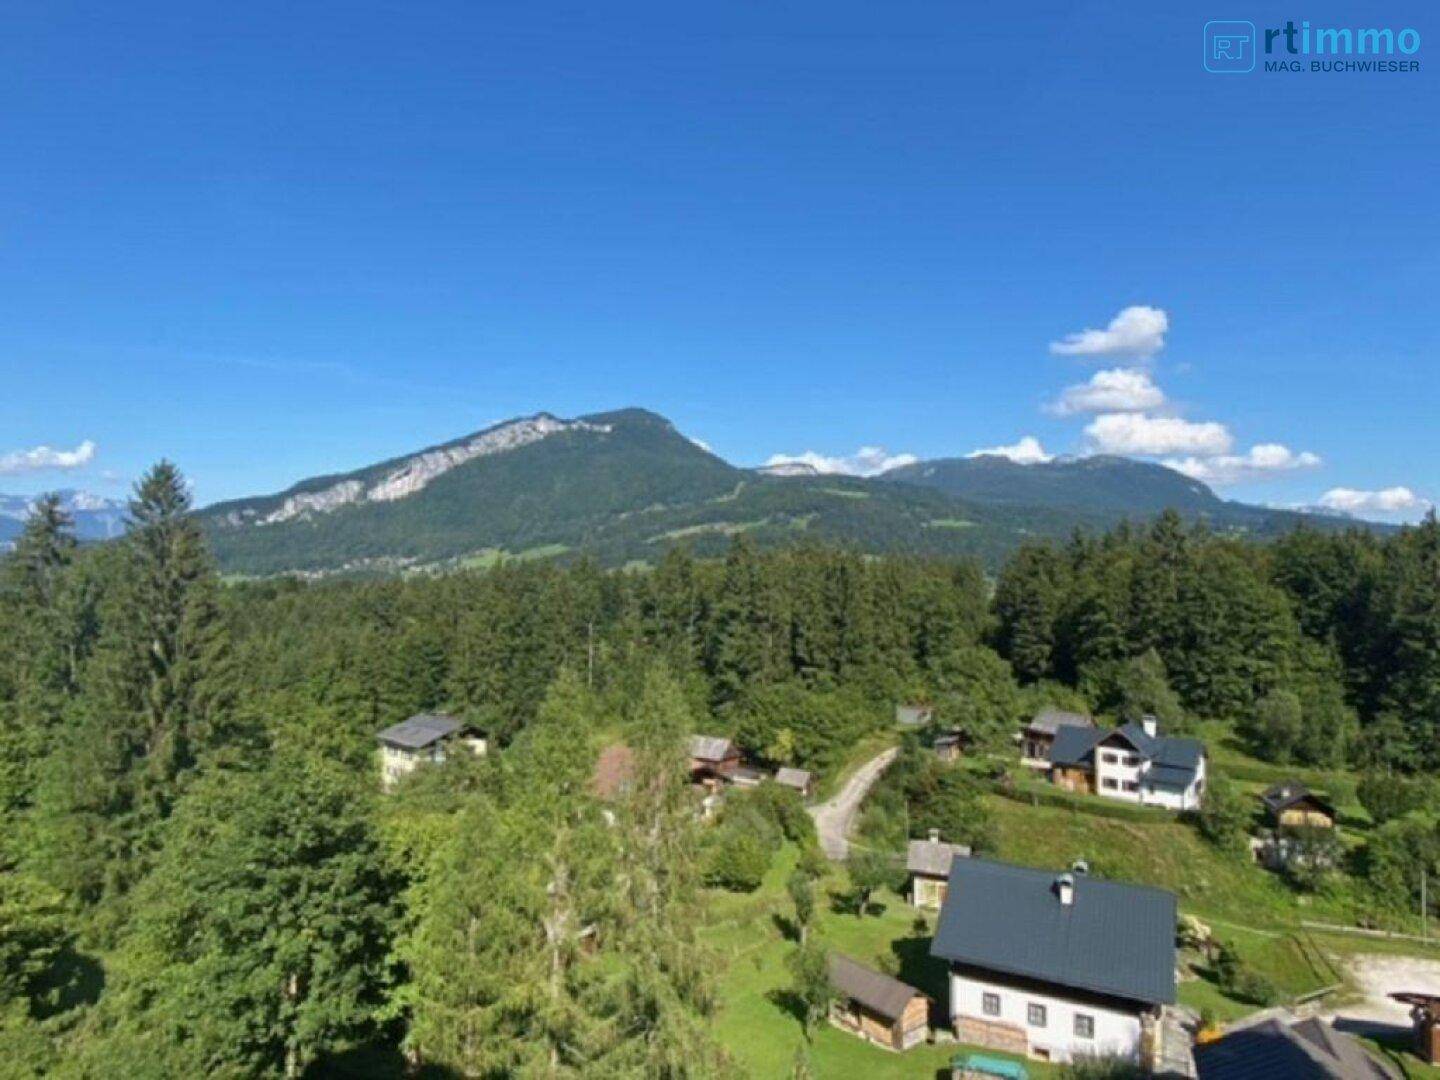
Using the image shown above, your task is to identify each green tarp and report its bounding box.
[951,1052,1029,1080]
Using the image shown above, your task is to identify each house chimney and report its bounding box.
[1141,714,1159,738]
[928,828,941,843]
[1056,872,1075,906]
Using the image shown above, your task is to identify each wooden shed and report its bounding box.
[828,953,930,1051]
[1260,782,1336,830]
[1393,992,1440,1065]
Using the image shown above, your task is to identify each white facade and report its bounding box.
[1091,738,1206,811]
[949,968,1147,1065]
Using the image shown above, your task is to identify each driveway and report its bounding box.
[1324,954,1440,1031]
[808,747,899,860]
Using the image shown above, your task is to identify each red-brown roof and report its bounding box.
[592,744,636,800]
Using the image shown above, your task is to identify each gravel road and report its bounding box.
[807,746,899,860]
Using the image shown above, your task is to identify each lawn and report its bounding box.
[703,844,1055,1079]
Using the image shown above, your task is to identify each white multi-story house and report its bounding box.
[1049,715,1206,811]
[930,857,1178,1068]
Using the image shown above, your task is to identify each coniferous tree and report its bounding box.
[93,753,399,1077]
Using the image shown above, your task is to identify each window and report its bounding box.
[1102,778,1118,791]
[1124,754,1140,767]
[1074,1013,1095,1039]
[982,992,1001,1017]
[1123,780,1139,792]
[1102,752,1118,765]
[1027,1003,1047,1028]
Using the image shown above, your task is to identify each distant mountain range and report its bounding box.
[0,489,127,547]
[193,407,1362,577]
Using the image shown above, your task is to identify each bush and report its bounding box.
[1194,772,1253,854]
[743,781,816,846]
[1213,941,1280,1006]
[1358,773,1432,825]
[703,826,773,892]
[1060,1057,1146,1080]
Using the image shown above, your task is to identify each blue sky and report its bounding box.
[1,1,1435,519]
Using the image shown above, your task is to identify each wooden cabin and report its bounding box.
[1020,709,1094,768]
[828,953,930,1051]
[688,735,740,790]
[1260,782,1336,831]
[934,731,965,763]
[907,831,971,910]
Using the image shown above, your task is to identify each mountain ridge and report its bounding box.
[190,407,1371,577]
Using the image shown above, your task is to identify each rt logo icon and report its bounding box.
[1204,20,1257,73]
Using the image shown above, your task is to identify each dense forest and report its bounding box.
[1,463,1437,1076]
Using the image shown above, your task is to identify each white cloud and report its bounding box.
[1084,413,1232,456]
[1319,487,1432,516]
[1050,306,1170,360]
[1163,443,1321,486]
[0,439,97,475]
[1050,368,1166,416]
[763,445,918,477]
[966,436,1053,465]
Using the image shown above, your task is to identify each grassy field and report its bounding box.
[703,845,1055,1079]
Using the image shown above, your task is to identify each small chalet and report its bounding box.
[1195,1016,1397,1079]
[828,953,930,1051]
[931,857,1177,1067]
[907,830,971,909]
[774,766,814,798]
[1049,715,1206,812]
[896,703,935,729]
[376,714,487,791]
[688,735,740,790]
[934,731,965,763]
[1020,709,1095,768]
[1261,782,1336,831]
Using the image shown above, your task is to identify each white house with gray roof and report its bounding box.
[376,713,487,790]
[931,857,1178,1067]
[1050,715,1206,812]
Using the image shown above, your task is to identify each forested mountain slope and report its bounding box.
[197,407,1361,577]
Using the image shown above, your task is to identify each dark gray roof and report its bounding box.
[1147,763,1197,788]
[1195,1017,1397,1079]
[1026,708,1095,737]
[907,838,970,877]
[1049,724,1103,767]
[1262,782,1335,818]
[1114,722,1159,756]
[930,857,1176,1006]
[689,735,734,762]
[774,767,811,790]
[1050,722,1204,786]
[1155,735,1205,771]
[377,713,463,750]
[827,953,924,1021]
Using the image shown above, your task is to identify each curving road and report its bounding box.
[808,746,899,860]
